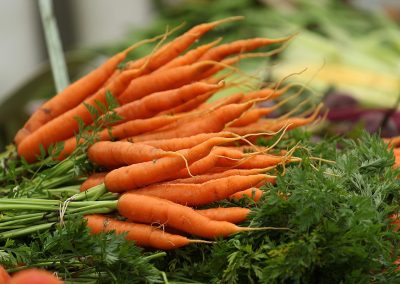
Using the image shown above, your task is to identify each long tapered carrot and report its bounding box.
[17,69,143,163]
[199,36,291,62]
[85,214,210,250]
[173,152,220,178]
[7,269,63,284]
[239,85,290,103]
[118,193,286,239]
[224,104,322,138]
[158,38,222,70]
[119,61,223,104]
[157,91,214,116]
[132,174,270,206]
[132,132,231,151]
[196,92,245,111]
[105,136,242,192]
[14,36,167,146]
[197,207,250,224]
[126,16,243,71]
[58,114,184,158]
[172,167,276,184]
[88,141,179,168]
[229,187,264,202]
[80,173,108,192]
[114,81,224,123]
[125,102,253,142]
[0,266,10,283]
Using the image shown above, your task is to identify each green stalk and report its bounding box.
[0,215,50,227]
[73,183,107,201]
[0,204,58,211]
[0,212,45,221]
[0,222,55,239]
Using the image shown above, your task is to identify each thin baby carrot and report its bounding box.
[85,214,210,250]
[229,187,264,202]
[114,81,224,123]
[126,16,243,71]
[80,172,107,192]
[105,136,242,192]
[118,193,287,239]
[199,36,292,62]
[58,114,183,158]
[125,102,253,142]
[132,174,270,206]
[197,207,250,224]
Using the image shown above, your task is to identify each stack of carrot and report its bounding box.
[13,17,319,250]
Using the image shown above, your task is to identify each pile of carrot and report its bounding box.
[13,17,320,250]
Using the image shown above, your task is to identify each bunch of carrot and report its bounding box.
[11,17,320,250]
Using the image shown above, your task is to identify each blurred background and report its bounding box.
[0,0,399,149]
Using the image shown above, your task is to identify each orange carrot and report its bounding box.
[126,16,243,71]
[13,37,164,146]
[228,107,278,127]
[17,69,142,163]
[85,214,209,250]
[196,92,245,111]
[197,207,250,224]
[118,61,222,104]
[229,187,264,202]
[239,85,289,103]
[8,268,63,284]
[159,38,222,70]
[114,81,224,123]
[0,265,10,283]
[88,141,173,168]
[125,102,253,142]
[172,167,276,184]
[105,136,241,192]
[118,193,277,239]
[199,36,291,62]
[133,132,232,151]
[157,91,214,116]
[132,174,269,206]
[59,114,183,158]
[173,152,220,179]
[80,172,107,192]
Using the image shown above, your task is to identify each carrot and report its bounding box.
[229,187,264,202]
[218,153,299,169]
[118,61,224,104]
[88,141,175,168]
[85,214,209,250]
[80,172,107,192]
[0,265,10,283]
[125,102,253,142]
[58,114,183,158]
[172,167,276,184]
[239,85,289,103]
[114,81,224,123]
[8,268,63,284]
[224,104,322,138]
[196,92,245,111]
[197,207,250,224]
[105,136,242,192]
[132,174,270,206]
[13,36,166,146]
[228,106,281,127]
[17,69,142,163]
[126,16,243,71]
[118,193,283,239]
[157,91,214,116]
[173,152,220,179]
[199,36,291,62]
[135,132,232,151]
[159,38,222,70]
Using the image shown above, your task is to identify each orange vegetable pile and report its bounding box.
[14,17,320,250]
